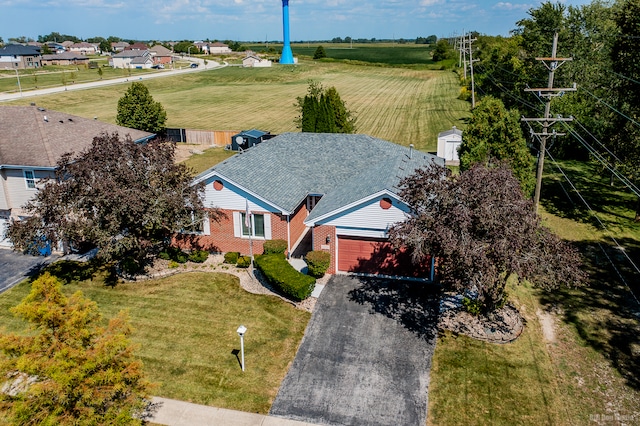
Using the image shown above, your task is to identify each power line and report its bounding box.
[580,86,640,130]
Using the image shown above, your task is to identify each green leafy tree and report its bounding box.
[431,39,453,62]
[294,81,356,133]
[116,82,167,134]
[99,40,112,53]
[313,45,327,59]
[0,273,151,425]
[389,163,586,313]
[458,96,536,196]
[7,133,208,272]
[610,0,640,220]
[97,66,103,79]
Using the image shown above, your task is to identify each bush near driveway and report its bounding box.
[254,254,315,301]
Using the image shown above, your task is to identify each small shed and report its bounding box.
[437,126,463,166]
[242,55,272,68]
[230,129,273,151]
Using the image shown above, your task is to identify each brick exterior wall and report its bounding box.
[312,224,336,274]
[289,201,309,248]
[177,204,309,257]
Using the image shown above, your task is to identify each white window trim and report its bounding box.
[23,169,36,190]
[233,211,271,240]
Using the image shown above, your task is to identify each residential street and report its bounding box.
[0,58,225,103]
[270,275,440,426]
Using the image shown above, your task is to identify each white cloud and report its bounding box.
[493,2,532,11]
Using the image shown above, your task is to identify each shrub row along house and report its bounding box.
[0,106,155,248]
[190,133,441,278]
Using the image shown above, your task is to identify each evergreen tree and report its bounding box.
[313,45,327,59]
[116,82,167,134]
[295,81,356,134]
[0,273,151,425]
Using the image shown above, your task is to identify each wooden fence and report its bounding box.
[166,129,240,147]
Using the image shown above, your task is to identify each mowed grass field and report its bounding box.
[4,60,469,152]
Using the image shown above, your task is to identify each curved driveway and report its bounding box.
[270,275,440,426]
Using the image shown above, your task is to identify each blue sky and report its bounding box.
[2,0,592,43]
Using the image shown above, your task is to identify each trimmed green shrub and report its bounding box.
[224,252,240,264]
[305,251,331,278]
[188,249,209,263]
[159,246,188,263]
[263,239,288,255]
[254,254,315,301]
[236,256,252,268]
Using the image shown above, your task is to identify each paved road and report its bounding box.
[0,58,226,102]
[0,249,57,293]
[270,275,440,426]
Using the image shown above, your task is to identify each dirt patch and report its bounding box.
[174,144,205,163]
[536,308,556,343]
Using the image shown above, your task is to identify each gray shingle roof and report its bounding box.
[197,133,443,216]
[0,106,155,168]
[0,44,40,56]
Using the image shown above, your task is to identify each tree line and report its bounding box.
[469,0,640,219]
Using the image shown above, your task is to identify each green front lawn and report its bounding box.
[0,270,310,414]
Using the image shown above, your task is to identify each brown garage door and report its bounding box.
[337,236,430,277]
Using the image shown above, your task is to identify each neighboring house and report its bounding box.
[45,42,66,53]
[110,49,152,68]
[194,42,210,54]
[68,42,98,55]
[41,52,90,66]
[125,42,149,51]
[0,106,155,248]
[0,44,42,69]
[242,54,272,68]
[209,42,232,54]
[190,133,442,278]
[436,126,463,166]
[61,41,74,49]
[149,45,173,65]
[111,42,130,52]
[230,129,273,151]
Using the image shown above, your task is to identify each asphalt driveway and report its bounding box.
[0,249,56,294]
[270,275,440,426]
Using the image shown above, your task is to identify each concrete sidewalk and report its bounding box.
[145,397,323,426]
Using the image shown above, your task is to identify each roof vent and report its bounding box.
[38,107,46,112]
[59,120,64,123]
[68,118,73,122]
[409,143,414,159]
[43,116,48,122]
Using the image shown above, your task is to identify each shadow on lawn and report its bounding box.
[539,239,640,391]
[348,277,441,342]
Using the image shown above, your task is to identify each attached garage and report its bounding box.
[337,235,430,278]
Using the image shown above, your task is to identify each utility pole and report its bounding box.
[468,33,478,108]
[521,32,576,212]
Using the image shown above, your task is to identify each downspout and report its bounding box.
[286,214,291,259]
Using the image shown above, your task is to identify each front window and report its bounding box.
[241,213,265,237]
[24,170,36,189]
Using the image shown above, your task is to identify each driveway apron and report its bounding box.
[270,275,439,426]
[0,250,56,294]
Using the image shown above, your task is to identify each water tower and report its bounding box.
[280,0,294,64]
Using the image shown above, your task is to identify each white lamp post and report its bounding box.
[236,325,247,372]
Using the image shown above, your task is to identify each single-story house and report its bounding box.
[0,44,41,69]
[110,50,152,68]
[189,133,442,278]
[0,105,155,248]
[208,42,232,54]
[230,129,272,151]
[436,126,463,166]
[242,54,272,68]
[41,52,90,66]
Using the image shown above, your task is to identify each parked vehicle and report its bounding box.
[190,63,198,68]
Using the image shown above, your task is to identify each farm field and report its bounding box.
[3,60,470,152]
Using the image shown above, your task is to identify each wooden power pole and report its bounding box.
[521,32,575,212]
